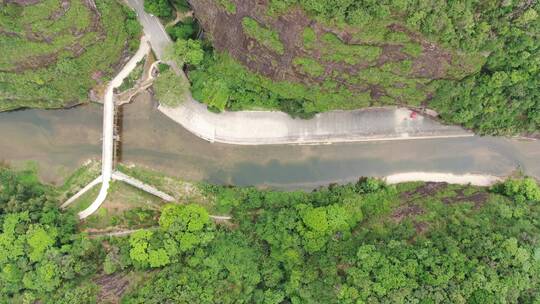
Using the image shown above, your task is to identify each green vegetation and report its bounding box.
[2,164,540,302]
[190,53,372,116]
[118,59,145,92]
[217,0,236,14]
[0,166,102,303]
[320,32,381,65]
[155,32,204,107]
[80,182,162,230]
[189,3,476,120]
[0,0,141,111]
[144,0,173,18]
[153,69,189,107]
[302,27,316,49]
[121,175,540,302]
[292,57,325,77]
[242,17,284,55]
[166,17,198,41]
[166,38,204,67]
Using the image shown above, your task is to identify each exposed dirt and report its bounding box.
[391,203,424,223]
[5,0,42,5]
[376,44,410,66]
[399,182,448,200]
[387,24,453,79]
[442,188,489,208]
[414,221,429,234]
[7,0,107,73]
[94,273,132,304]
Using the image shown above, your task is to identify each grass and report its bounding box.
[81,182,163,230]
[321,33,381,65]
[67,184,101,214]
[292,57,325,77]
[57,161,101,202]
[0,0,141,111]
[302,27,316,49]
[242,17,284,55]
[402,43,423,57]
[118,59,145,92]
[153,68,189,107]
[217,0,236,14]
[116,164,215,211]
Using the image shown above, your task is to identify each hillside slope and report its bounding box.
[0,0,140,111]
[187,0,539,135]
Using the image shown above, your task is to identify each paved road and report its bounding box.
[126,0,171,59]
[125,0,472,145]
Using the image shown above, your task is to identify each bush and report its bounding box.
[154,69,189,107]
[242,17,284,54]
[493,177,540,203]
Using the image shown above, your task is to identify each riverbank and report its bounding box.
[385,172,503,186]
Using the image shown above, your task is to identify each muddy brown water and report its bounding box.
[1,92,539,189]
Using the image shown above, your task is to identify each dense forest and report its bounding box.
[176,0,539,135]
[0,0,140,111]
[2,165,540,302]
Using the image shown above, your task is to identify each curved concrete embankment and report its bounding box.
[159,99,472,145]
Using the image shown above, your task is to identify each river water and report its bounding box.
[1,92,539,188]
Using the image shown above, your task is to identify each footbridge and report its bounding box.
[63,37,177,219]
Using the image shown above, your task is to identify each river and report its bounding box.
[1,92,539,189]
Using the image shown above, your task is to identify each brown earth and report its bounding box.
[391,203,424,223]
[5,0,42,5]
[189,0,468,101]
[94,273,132,304]
[399,182,449,200]
[442,188,489,208]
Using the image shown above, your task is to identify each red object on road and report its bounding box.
[410,112,417,119]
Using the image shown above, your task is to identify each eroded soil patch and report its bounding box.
[94,273,131,304]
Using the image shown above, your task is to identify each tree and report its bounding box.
[159,204,214,252]
[143,0,173,18]
[165,39,204,67]
[0,168,101,301]
[153,69,189,107]
[128,230,153,268]
[494,177,540,203]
